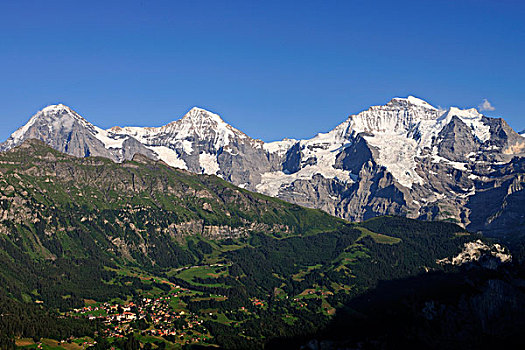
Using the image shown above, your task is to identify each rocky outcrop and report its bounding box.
[436,116,479,162]
[437,239,511,267]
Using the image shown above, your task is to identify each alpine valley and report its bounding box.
[0,98,525,349]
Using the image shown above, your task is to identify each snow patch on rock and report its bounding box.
[257,129,354,196]
[364,133,423,188]
[430,151,469,171]
[148,146,187,170]
[199,152,220,175]
[263,138,297,155]
[94,127,129,149]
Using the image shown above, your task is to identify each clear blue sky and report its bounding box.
[1,0,524,142]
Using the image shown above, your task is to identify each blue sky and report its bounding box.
[1,0,524,142]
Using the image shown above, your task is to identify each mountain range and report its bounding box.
[2,97,525,238]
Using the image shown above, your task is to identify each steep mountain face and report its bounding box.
[0,104,156,162]
[2,98,524,237]
[109,107,281,186]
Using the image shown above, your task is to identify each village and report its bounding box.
[69,285,216,346]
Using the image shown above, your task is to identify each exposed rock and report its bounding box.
[436,116,479,162]
[437,239,512,267]
[0,104,155,162]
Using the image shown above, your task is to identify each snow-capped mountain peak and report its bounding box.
[343,96,442,136]
[112,107,249,150]
[40,103,75,114]
[181,106,224,123]
[0,104,158,162]
[439,106,482,121]
[258,97,444,194]
[36,104,92,127]
[437,107,489,142]
[390,96,438,110]
[7,104,90,145]
[100,107,259,175]
[258,97,507,192]
[165,106,241,140]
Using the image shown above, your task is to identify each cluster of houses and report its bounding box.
[250,298,266,307]
[140,296,209,340]
[70,288,213,344]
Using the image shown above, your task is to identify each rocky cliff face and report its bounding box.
[2,97,524,237]
[0,104,157,162]
[109,107,280,186]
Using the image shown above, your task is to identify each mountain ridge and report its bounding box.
[2,97,524,237]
